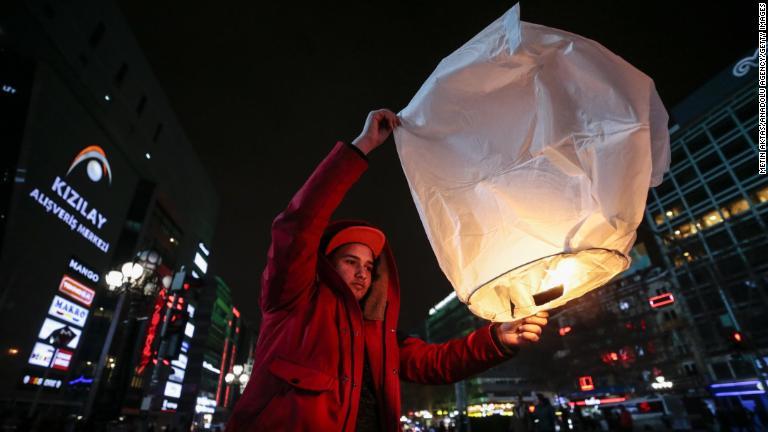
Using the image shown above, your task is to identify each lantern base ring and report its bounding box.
[465,248,629,322]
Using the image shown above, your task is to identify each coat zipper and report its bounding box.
[340,300,358,432]
[381,304,390,432]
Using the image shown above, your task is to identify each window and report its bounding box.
[732,217,763,243]
[671,238,706,266]
[744,244,768,268]
[704,229,732,251]
[708,115,737,142]
[654,179,677,201]
[686,296,703,315]
[729,358,754,378]
[725,279,751,304]
[671,221,698,239]
[732,159,756,184]
[707,173,736,197]
[728,198,750,216]
[690,265,712,285]
[683,132,710,158]
[671,144,689,168]
[702,291,724,311]
[735,98,757,124]
[673,163,697,188]
[721,135,755,160]
[682,362,698,376]
[686,187,710,208]
[710,361,733,380]
[699,209,724,229]
[751,185,768,204]
[695,152,723,176]
[717,256,747,283]
[666,206,682,220]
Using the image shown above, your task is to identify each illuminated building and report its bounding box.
[549,265,695,396]
[0,0,218,427]
[645,49,767,410]
[183,277,254,430]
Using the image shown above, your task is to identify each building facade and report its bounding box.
[185,276,254,431]
[0,0,218,428]
[645,49,767,413]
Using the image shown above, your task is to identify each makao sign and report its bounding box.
[27,146,113,253]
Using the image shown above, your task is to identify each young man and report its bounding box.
[227,109,549,431]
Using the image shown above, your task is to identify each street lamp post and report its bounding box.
[224,364,250,407]
[83,253,170,422]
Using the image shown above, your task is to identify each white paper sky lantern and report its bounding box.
[394,5,671,322]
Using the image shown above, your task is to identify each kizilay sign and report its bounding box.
[27,146,113,253]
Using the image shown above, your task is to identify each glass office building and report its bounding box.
[644,50,767,412]
[645,53,766,373]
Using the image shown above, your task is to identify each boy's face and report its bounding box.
[330,243,374,300]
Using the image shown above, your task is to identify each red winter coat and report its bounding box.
[227,142,515,431]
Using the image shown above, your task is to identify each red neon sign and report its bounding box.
[137,289,167,375]
[649,293,674,308]
[216,338,229,405]
[51,349,73,371]
[58,275,96,306]
[579,376,594,391]
[569,396,626,407]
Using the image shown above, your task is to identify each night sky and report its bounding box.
[117,1,754,332]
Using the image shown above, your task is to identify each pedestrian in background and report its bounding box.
[533,394,556,432]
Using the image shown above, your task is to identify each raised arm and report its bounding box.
[260,109,399,312]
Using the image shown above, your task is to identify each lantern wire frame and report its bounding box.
[466,248,629,322]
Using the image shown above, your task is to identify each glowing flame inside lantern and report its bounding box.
[541,258,581,292]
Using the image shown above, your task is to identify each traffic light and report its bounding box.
[723,329,748,360]
[730,331,745,350]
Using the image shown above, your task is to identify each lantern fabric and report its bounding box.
[394,5,670,322]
